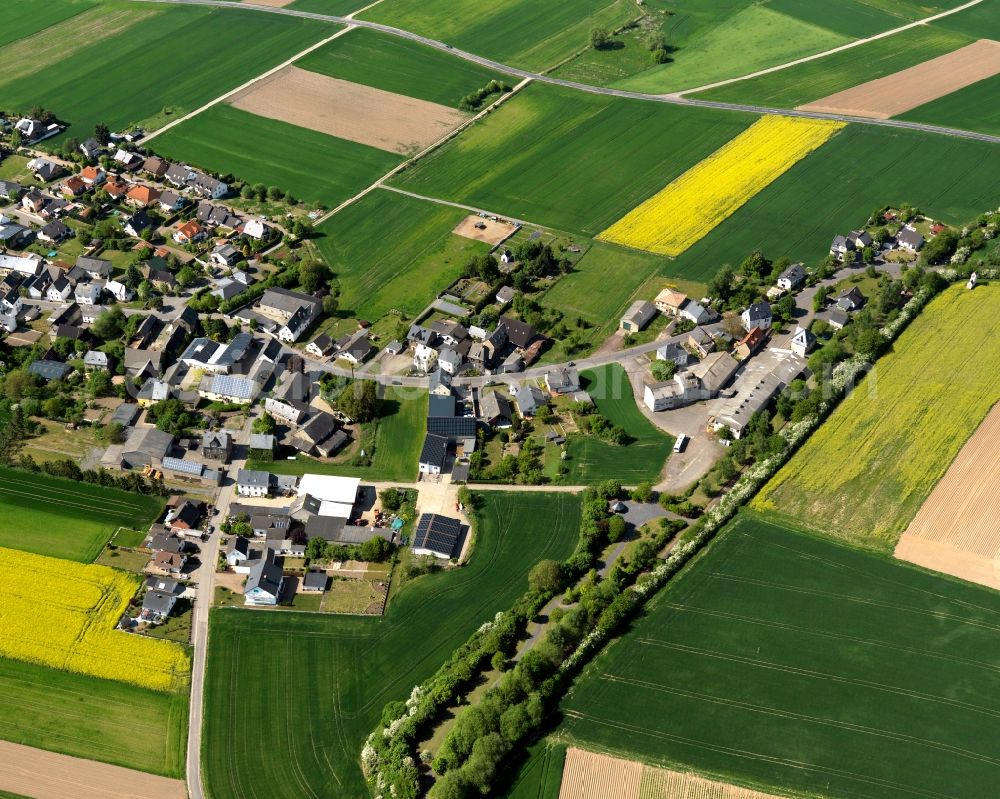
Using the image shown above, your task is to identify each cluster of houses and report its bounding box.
[830,224,923,263]
[263,363,352,458]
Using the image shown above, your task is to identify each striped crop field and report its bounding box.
[598,115,844,256]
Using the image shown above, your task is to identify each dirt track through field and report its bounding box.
[0,740,186,799]
[797,39,1000,119]
[559,747,786,799]
[895,402,1000,588]
[227,65,468,154]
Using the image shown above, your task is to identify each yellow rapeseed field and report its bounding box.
[598,115,844,256]
[0,547,189,692]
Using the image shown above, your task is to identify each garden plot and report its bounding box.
[798,38,1000,118]
[227,65,468,154]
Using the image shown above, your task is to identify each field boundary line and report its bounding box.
[674,0,985,97]
[314,77,532,226]
[143,25,354,143]
[378,185,548,229]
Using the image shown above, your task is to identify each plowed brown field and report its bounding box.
[797,39,1000,118]
[895,402,1000,588]
[559,747,786,799]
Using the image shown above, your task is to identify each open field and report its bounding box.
[0,466,163,562]
[502,741,567,799]
[290,0,367,11]
[203,492,581,798]
[754,284,1000,550]
[227,66,468,155]
[0,5,334,137]
[798,39,1000,118]
[0,548,189,691]
[0,0,100,50]
[561,514,1000,799]
[934,0,1000,39]
[598,116,844,257]
[361,0,637,72]
[665,123,1000,281]
[0,654,187,777]
[613,5,849,94]
[391,84,754,237]
[698,26,973,107]
[900,73,1000,135]
[314,190,488,319]
[559,747,788,799]
[153,104,400,207]
[0,741,186,799]
[562,365,673,484]
[252,388,426,481]
[894,402,1000,588]
[296,27,509,107]
[453,214,518,245]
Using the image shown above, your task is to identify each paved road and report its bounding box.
[185,412,255,799]
[130,0,1000,145]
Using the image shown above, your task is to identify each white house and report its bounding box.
[437,348,462,375]
[790,326,816,357]
[413,342,438,372]
[243,218,270,240]
[244,549,283,606]
[45,277,72,302]
[74,281,103,306]
[741,301,772,332]
[237,469,270,497]
[776,263,805,291]
[106,280,135,302]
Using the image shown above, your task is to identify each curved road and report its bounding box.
[132,0,1000,145]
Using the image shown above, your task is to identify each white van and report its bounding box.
[673,434,688,453]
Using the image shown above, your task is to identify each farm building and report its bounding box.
[620,300,657,332]
[302,571,328,593]
[412,514,463,559]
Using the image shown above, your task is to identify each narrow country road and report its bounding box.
[128,0,1000,145]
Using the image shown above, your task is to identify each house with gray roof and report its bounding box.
[620,300,657,332]
[198,373,260,404]
[244,548,284,606]
[28,359,71,381]
[514,384,547,417]
[237,469,271,497]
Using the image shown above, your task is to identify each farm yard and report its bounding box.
[0,548,189,691]
[894,403,1000,588]
[152,104,401,207]
[754,284,1000,550]
[560,514,1000,799]
[314,190,489,319]
[391,84,755,238]
[0,658,188,777]
[0,4,335,137]
[597,116,844,257]
[0,466,163,563]
[295,27,511,107]
[666,123,1000,281]
[202,492,581,799]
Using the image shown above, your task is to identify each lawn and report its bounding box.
[0,4,335,137]
[613,5,850,94]
[0,654,188,777]
[0,0,96,49]
[899,74,1000,136]
[560,514,1000,799]
[314,189,488,319]
[561,364,673,484]
[0,465,164,562]
[754,284,1000,550]
[0,155,35,184]
[665,123,1000,281]
[296,27,510,107]
[202,491,582,799]
[361,0,638,72]
[391,83,755,237]
[697,25,972,106]
[152,104,400,208]
[251,388,426,482]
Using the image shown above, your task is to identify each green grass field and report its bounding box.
[0,0,96,49]
[562,365,673,484]
[899,74,1000,136]
[560,514,1000,799]
[932,0,1000,39]
[754,284,1000,550]
[0,466,164,562]
[296,27,510,107]
[153,104,400,208]
[314,189,488,319]
[613,5,850,93]
[666,123,1000,281]
[251,388,426,482]
[0,657,188,777]
[0,4,334,137]
[289,0,368,13]
[697,25,972,106]
[391,83,754,237]
[203,492,581,799]
[361,0,637,72]
[500,741,567,799]
[767,0,924,37]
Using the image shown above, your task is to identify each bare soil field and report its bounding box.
[0,740,186,799]
[895,402,1000,588]
[227,66,468,154]
[452,214,518,245]
[797,39,1000,118]
[560,747,787,799]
